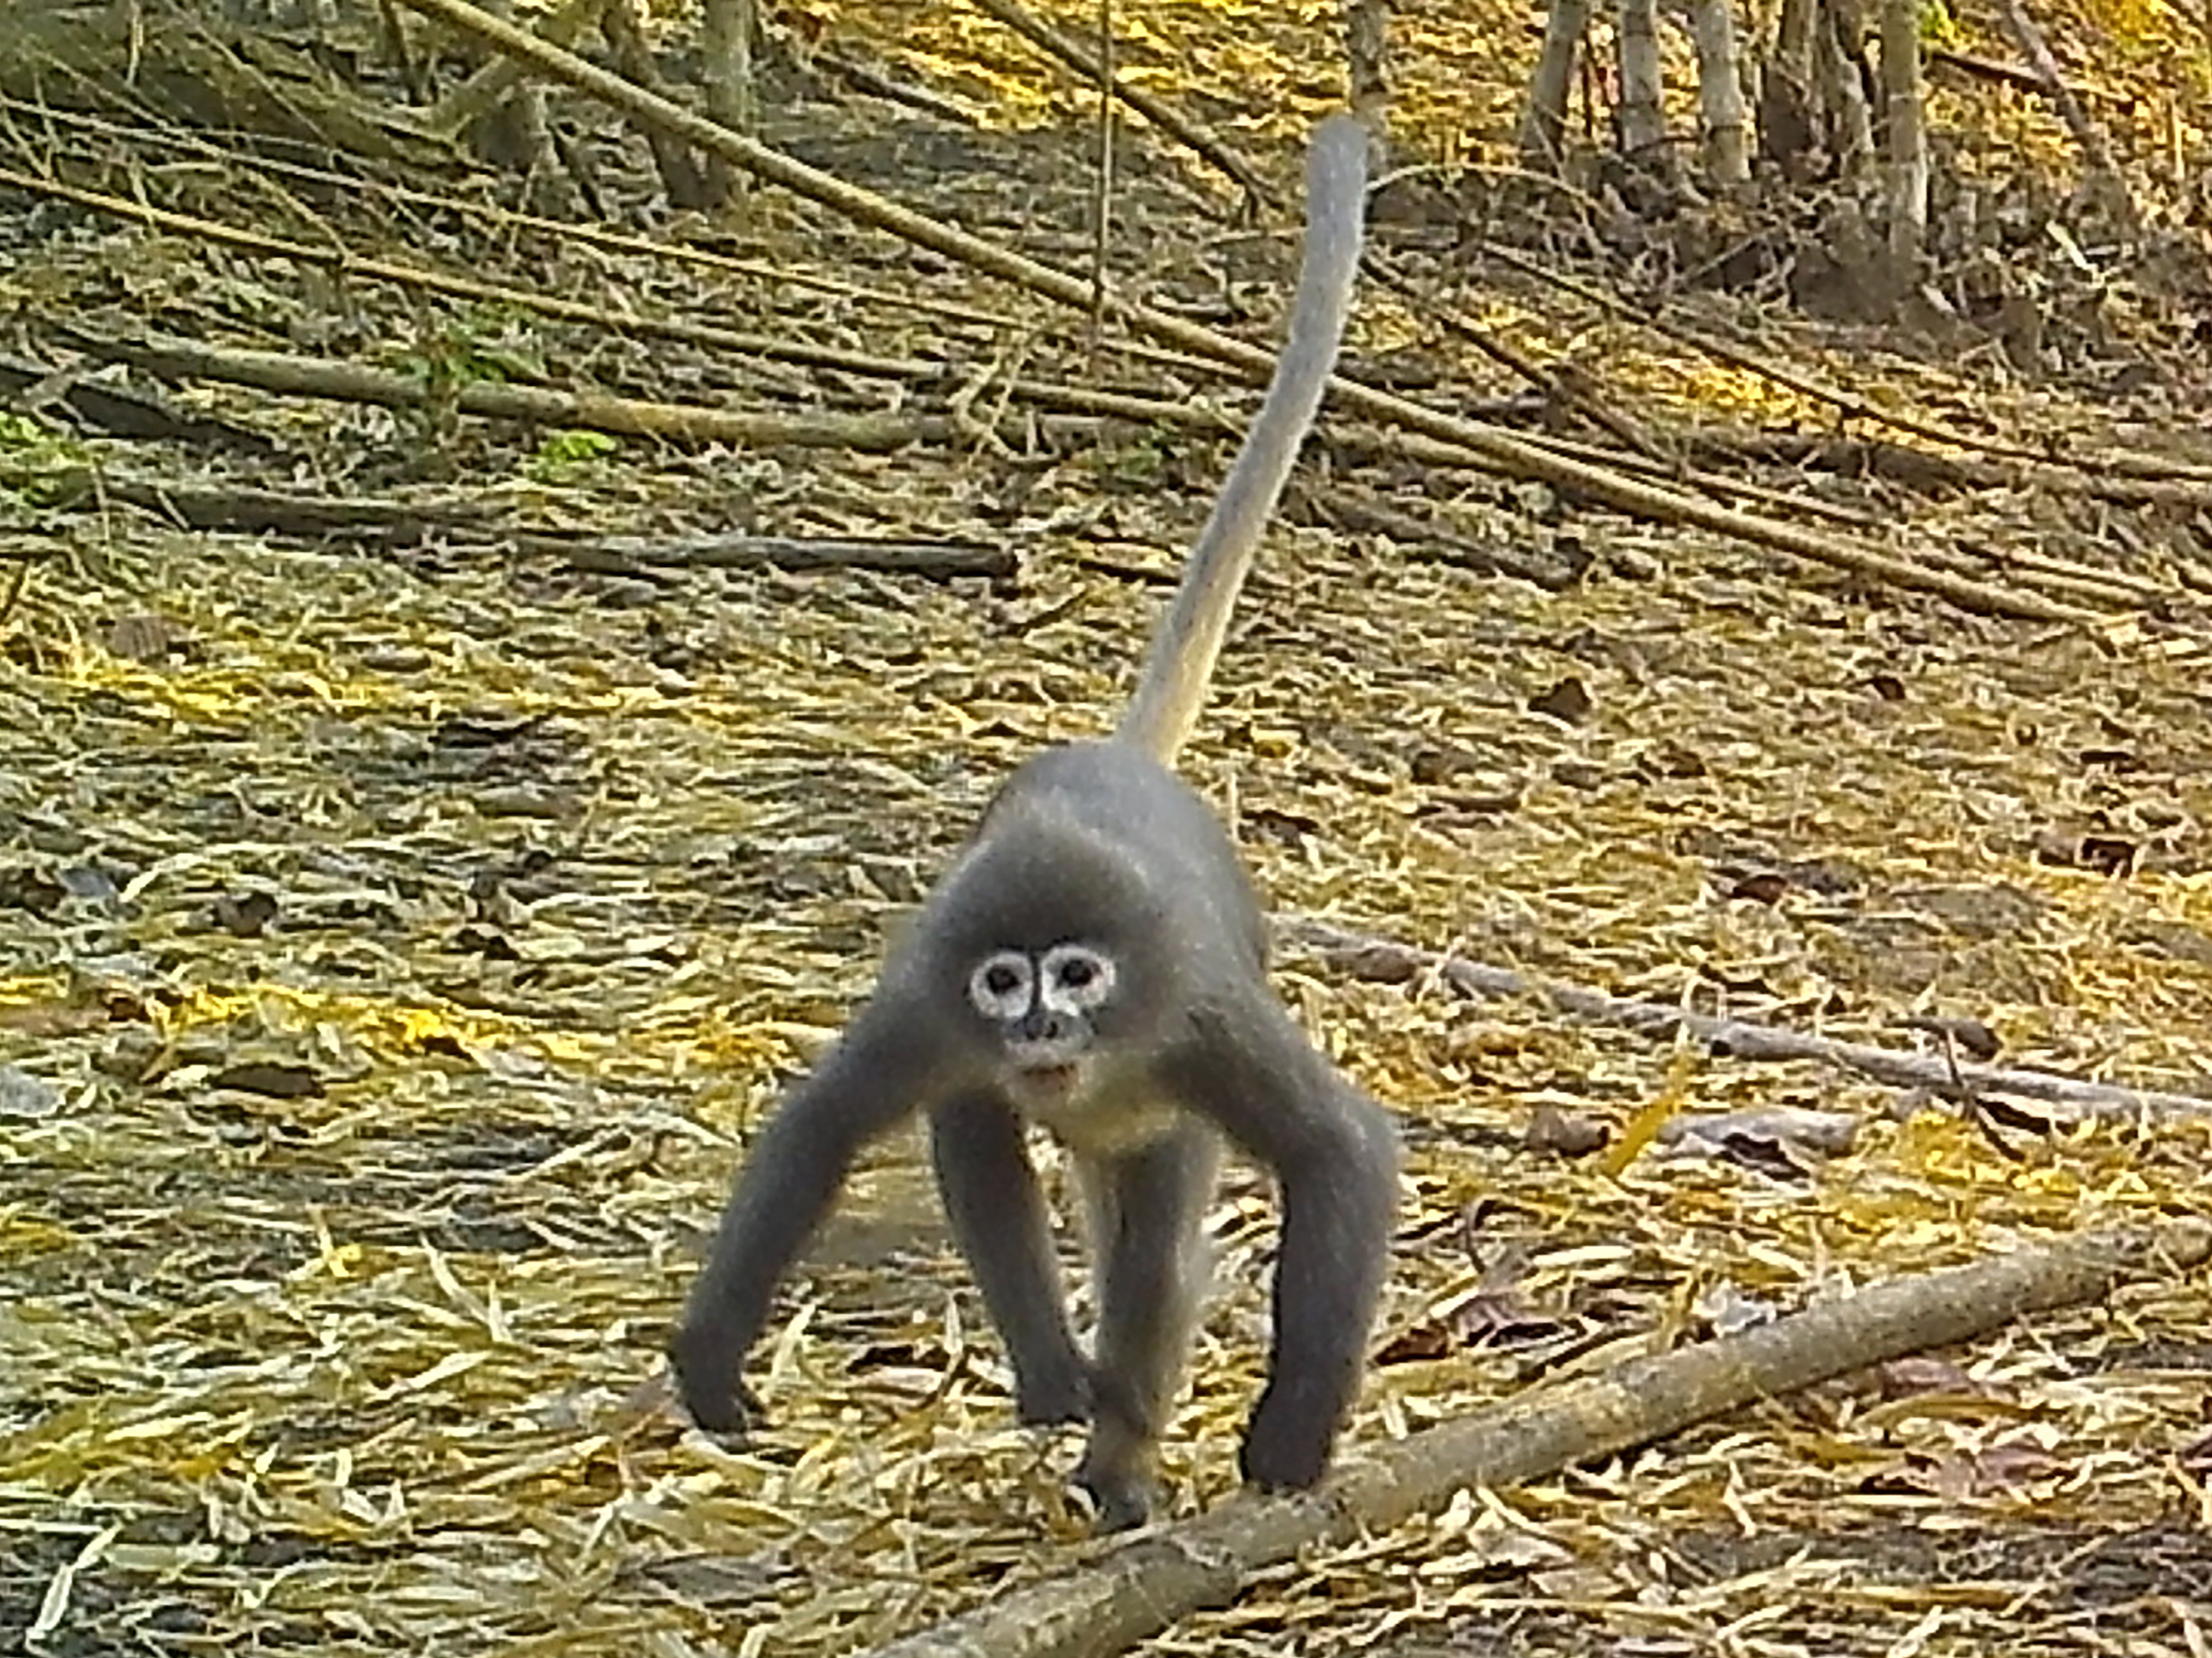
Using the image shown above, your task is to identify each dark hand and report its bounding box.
[669,1323,762,1435]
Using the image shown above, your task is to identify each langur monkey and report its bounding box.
[672,114,1397,1532]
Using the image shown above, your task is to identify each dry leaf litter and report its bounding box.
[4,0,2212,1654]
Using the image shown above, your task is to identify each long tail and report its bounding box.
[1115,114,1369,765]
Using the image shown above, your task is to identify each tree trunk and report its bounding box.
[1880,0,1927,297]
[699,0,758,205]
[1687,0,1749,187]
[1761,0,1883,183]
[1760,0,1821,178]
[1518,0,1592,172]
[458,0,554,179]
[601,0,720,208]
[1615,0,1666,161]
[1819,0,1875,179]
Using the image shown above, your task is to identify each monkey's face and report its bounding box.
[964,942,1119,1108]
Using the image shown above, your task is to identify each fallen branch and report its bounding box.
[0,350,276,456]
[2,179,939,384]
[812,46,976,126]
[515,530,1016,579]
[1292,920,2212,1120]
[0,102,1022,336]
[1443,424,2156,612]
[5,174,1265,443]
[1992,0,2139,236]
[1310,490,1590,590]
[10,460,1013,576]
[1928,45,2131,107]
[1471,236,2212,490]
[63,330,1095,453]
[1681,430,2212,519]
[391,0,2098,626]
[6,465,496,540]
[28,162,2098,614]
[1367,251,1661,457]
[961,0,1272,206]
[26,158,2177,580]
[10,169,1715,511]
[861,1218,2212,1658]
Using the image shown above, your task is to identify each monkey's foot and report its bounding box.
[1073,1466,1157,1534]
[1073,1414,1161,1532]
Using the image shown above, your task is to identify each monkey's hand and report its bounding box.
[668,1324,763,1437]
[1238,1378,1336,1493]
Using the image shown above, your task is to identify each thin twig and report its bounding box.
[1293,919,2212,1120]
[1085,0,1116,362]
[961,0,1270,207]
[516,530,1016,579]
[388,0,2104,625]
[62,330,1096,453]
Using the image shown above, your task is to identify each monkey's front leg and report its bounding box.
[1170,1004,1400,1495]
[930,1093,1090,1426]
[671,1004,935,1434]
[1238,1076,1398,1492]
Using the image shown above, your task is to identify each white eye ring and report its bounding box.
[1039,944,1115,1014]
[967,951,1034,1021]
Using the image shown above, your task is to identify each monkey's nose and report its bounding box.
[1019,1007,1076,1045]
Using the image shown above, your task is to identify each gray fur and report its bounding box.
[1119,113,1370,763]
[932,1091,1090,1425]
[671,118,1398,1530]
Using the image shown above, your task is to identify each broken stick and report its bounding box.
[1294,920,2212,1121]
[861,1219,2212,1658]
[391,0,2097,625]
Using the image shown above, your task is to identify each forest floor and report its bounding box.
[4,0,2212,1655]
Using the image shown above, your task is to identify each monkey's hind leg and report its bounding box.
[931,1093,1092,1426]
[1073,1123,1222,1531]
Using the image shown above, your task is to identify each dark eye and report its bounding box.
[985,963,1023,997]
[1056,957,1095,989]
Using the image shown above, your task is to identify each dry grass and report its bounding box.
[4,0,2212,1653]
